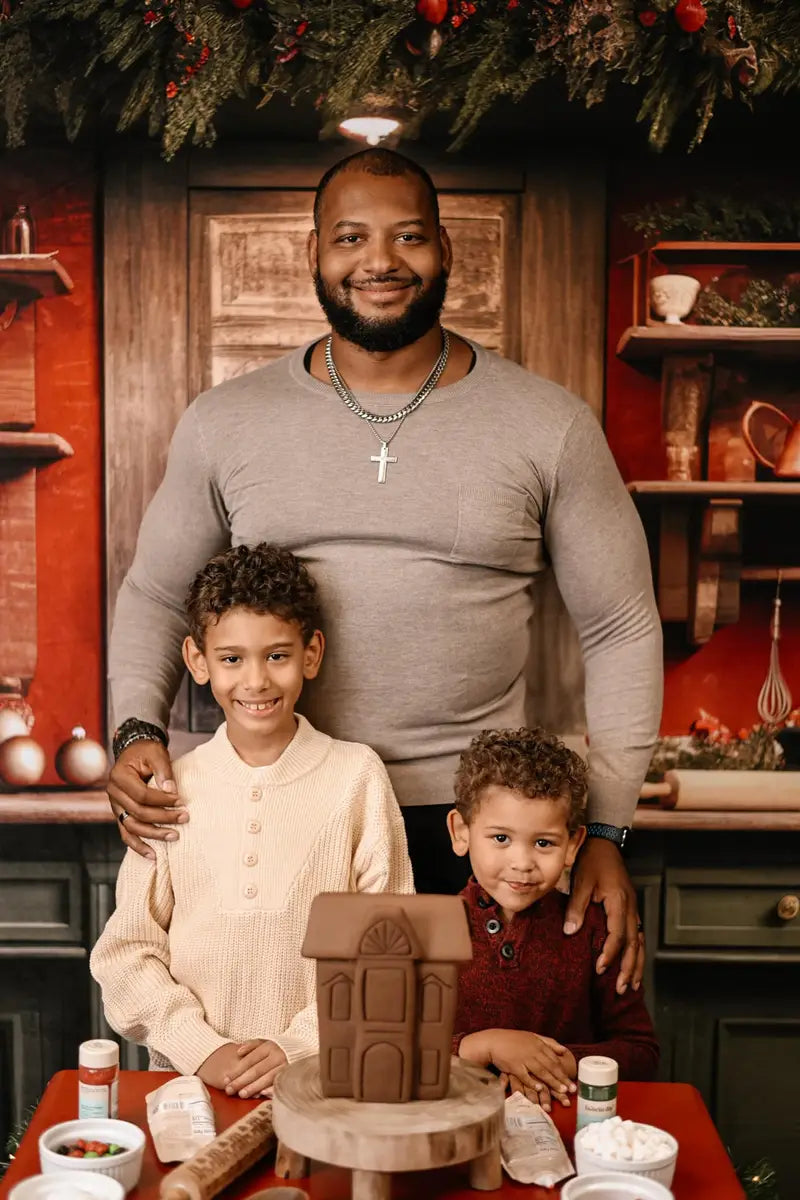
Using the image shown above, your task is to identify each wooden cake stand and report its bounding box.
[273,1056,505,1200]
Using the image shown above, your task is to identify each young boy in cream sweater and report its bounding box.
[91,543,414,1098]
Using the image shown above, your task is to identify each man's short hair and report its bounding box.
[453,727,588,831]
[185,543,321,649]
[314,148,440,231]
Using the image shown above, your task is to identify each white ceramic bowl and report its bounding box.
[562,1171,674,1200]
[39,1119,145,1194]
[10,1171,126,1200]
[574,1121,678,1188]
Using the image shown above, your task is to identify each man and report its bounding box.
[108,148,662,994]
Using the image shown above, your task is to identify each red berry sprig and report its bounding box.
[673,0,707,34]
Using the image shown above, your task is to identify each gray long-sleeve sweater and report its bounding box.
[110,340,662,825]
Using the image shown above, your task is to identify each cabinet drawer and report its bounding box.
[664,868,800,949]
[0,862,82,942]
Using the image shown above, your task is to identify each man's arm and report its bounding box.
[109,401,230,732]
[544,403,663,830]
[545,402,663,992]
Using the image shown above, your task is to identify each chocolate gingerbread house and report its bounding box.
[302,893,472,1103]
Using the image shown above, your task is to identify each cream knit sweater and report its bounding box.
[90,716,414,1075]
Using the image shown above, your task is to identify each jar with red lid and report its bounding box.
[78,1039,119,1118]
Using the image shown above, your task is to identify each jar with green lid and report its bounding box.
[576,1055,617,1131]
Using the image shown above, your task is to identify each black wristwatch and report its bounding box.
[112,717,168,761]
[586,822,630,849]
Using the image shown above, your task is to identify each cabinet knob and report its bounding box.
[777,894,800,921]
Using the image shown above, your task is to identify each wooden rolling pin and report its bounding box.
[160,1101,275,1200]
[662,769,800,811]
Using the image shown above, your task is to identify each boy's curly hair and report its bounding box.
[185,543,321,649]
[454,727,588,832]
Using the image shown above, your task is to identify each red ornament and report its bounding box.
[166,81,178,98]
[673,0,707,33]
[451,12,464,26]
[416,0,448,24]
[638,9,657,27]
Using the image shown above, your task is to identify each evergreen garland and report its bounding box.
[625,193,800,242]
[2,2,800,158]
[694,277,800,326]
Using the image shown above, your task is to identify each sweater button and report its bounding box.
[247,820,261,834]
[500,942,515,961]
[249,787,262,802]
[244,853,258,867]
[477,895,491,909]
[244,884,258,899]
[486,918,501,935]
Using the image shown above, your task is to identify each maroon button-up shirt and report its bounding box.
[454,877,659,1080]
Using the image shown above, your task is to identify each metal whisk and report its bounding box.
[757,572,793,727]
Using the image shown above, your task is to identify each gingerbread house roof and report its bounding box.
[302,893,473,962]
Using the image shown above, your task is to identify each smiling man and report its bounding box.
[107,148,663,994]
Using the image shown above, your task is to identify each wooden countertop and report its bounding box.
[1,788,800,829]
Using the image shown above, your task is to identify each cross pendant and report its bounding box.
[370,441,397,484]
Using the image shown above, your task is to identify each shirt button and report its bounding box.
[249,787,262,802]
[477,896,491,909]
[486,918,501,935]
[244,853,258,867]
[500,943,515,961]
[247,820,261,834]
[244,884,258,899]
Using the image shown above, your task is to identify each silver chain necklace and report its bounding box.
[325,329,450,483]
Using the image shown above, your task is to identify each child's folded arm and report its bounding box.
[351,753,415,894]
[89,842,230,1075]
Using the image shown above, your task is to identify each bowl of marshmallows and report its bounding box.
[573,1116,678,1188]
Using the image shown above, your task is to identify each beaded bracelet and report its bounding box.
[112,717,168,762]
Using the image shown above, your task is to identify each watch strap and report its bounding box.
[586,821,630,848]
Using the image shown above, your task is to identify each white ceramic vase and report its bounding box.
[650,274,701,325]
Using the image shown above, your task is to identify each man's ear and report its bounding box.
[565,824,587,870]
[447,808,470,857]
[183,635,210,685]
[439,225,453,277]
[307,228,319,277]
[303,630,325,680]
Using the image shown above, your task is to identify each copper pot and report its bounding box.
[741,401,800,478]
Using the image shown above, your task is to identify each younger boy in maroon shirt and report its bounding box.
[449,728,659,1113]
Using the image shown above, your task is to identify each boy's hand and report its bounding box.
[500,1070,574,1114]
[196,1043,242,1091]
[460,1029,577,1096]
[224,1040,287,1098]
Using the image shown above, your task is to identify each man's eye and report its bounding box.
[398,234,422,243]
[336,235,361,244]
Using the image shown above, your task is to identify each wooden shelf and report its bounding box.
[0,430,74,463]
[0,255,74,307]
[617,325,800,363]
[628,480,800,499]
[633,807,800,832]
[0,790,109,824]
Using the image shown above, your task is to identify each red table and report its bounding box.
[0,1072,745,1200]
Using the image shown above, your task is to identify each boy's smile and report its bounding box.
[448,784,585,923]
[182,607,324,766]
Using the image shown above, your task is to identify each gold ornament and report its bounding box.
[0,735,46,787]
[0,708,30,744]
[55,726,108,786]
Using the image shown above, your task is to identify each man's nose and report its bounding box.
[361,235,402,275]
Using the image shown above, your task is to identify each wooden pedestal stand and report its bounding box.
[272,1056,505,1200]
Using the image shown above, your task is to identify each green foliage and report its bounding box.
[3,1,800,157]
[647,724,784,779]
[625,192,800,242]
[694,277,800,327]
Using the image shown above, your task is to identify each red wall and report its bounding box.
[4,151,104,783]
[606,159,799,734]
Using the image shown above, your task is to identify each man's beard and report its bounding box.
[314,268,449,353]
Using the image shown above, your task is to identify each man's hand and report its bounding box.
[197,1043,242,1091]
[459,1029,577,1096]
[564,837,644,995]
[106,740,187,859]
[223,1040,288,1098]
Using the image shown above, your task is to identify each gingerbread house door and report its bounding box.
[353,914,419,1102]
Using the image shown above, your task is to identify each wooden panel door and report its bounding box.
[188,189,521,398]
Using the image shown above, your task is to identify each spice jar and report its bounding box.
[576,1055,618,1131]
[78,1038,119,1119]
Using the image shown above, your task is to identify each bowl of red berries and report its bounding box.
[39,1119,145,1193]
